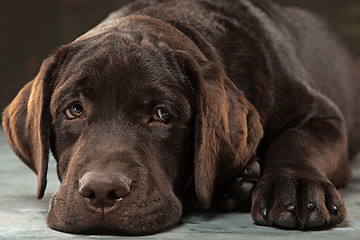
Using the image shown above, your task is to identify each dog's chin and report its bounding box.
[47,224,165,236]
[46,191,183,236]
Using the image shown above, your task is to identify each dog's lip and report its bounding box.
[82,196,125,214]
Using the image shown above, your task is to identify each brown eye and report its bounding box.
[156,107,172,123]
[65,103,84,119]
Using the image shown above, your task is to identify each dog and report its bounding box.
[2,0,359,235]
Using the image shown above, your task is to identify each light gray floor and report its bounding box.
[0,129,359,239]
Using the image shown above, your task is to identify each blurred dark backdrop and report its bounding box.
[0,0,359,112]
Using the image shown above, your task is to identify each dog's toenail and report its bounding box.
[261,208,268,217]
[236,177,243,184]
[287,204,296,212]
[307,203,315,212]
[242,168,248,176]
[331,205,338,213]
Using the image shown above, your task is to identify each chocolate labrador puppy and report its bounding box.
[2,0,359,235]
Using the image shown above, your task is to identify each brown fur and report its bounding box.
[2,0,359,235]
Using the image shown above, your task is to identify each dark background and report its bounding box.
[0,0,359,112]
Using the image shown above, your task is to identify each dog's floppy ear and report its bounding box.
[2,56,57,199]
[181,53,263,209]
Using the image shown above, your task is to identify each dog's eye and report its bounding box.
[65,103,84,119]
[156,107,172,123]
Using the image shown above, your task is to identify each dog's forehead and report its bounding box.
[52,15,205,100]
[51,32,193,113]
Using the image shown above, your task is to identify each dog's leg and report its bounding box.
[251,110,352,229]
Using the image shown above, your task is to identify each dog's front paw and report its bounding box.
[212,157,261,211]
[251,170,346,229]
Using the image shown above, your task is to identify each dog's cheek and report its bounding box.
[51,143,76,182]
[47,192,72,232]
[51,126,80,155]
[162,127,194,193]
[50,123,83,181]
[46,188,98,233]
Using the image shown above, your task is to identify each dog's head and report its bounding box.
[2,16,262,235]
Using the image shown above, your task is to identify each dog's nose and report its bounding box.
[79,172,131,211]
